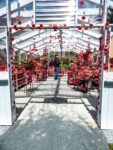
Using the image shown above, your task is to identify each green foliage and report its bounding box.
[109,144,113,150]
[26,62,32,70]
[21,53,26,61]
[61,57,69,65]
[60,63,67,67]
[14,51,27,65]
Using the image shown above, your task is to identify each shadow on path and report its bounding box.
[0,104,108,150]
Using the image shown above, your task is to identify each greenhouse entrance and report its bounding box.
[0,0,113,149]
[0,24,111,125]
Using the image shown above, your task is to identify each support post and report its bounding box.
[59,30,63,58]
[0,0,16,125]
[17,0,20,17]
[98,27,113,129]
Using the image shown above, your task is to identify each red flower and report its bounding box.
[82,16,85,20]
[32,24,36,28]
[13,24,17,30]
[105,21,110,27]
[104,63,108,70]
[78,27,82,30]
[84,27,88,30]
[18,21,22,25]
[80,0,84,6]
[40,24,43,28]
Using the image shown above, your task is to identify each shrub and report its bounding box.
[109,144,113,150]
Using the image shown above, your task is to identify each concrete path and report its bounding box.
[0,76,108,150]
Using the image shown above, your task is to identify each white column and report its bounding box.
[0,0,16,125]
[97,27,113,129]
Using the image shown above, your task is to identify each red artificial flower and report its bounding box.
[82,16,85,20]
[84,27,88,30]
[78,27,82,30]
[32,24,36,28]
[105,21,110,27]
[15,27,19,31]
[53,24,57,31]
[13,24,17,30]
[104,63,108,70]
[40,24,43,28]
[80,0,84,6]
[18,21,22,25]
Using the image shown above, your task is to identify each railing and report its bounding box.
[13,70,33,94]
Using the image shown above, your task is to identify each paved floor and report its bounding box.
[0,76,109,150]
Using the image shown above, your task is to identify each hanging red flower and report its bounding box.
[80,0,84,6]
[13,24,17,30]
[104,63,108,70]
[39,24,43,28]
[32,24,36,28]
[105,21,110,27]
[78,27,82,30]
[84,27,88,30]
[53,24,57,31]
[82,16,85,20]
[18,21,22,25]
[15,27,19,31]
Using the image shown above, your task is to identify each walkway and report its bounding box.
[0,76,108,150]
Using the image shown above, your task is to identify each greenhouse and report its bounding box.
[0,0,113,150]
